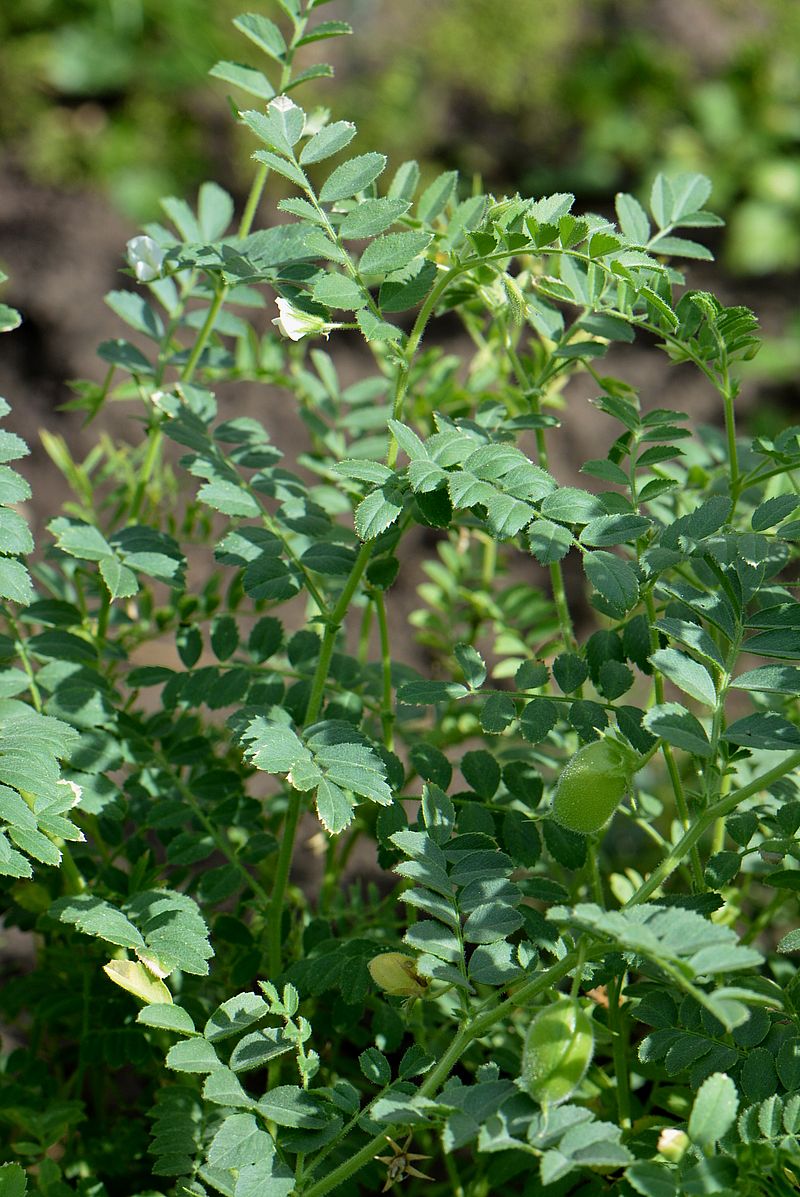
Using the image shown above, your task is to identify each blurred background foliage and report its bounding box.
[1,0,242,218]
[3,0,800,280]
[2,0,800,407]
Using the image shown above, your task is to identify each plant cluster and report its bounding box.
[1,3,800,1196]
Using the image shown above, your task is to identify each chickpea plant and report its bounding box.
[1,3,800,1196]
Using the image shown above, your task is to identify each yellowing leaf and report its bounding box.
[103,959,173,1005]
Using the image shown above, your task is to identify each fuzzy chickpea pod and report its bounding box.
[551,739,634,834]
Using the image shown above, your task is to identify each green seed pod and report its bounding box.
[521,997,595,1106]
[551,739,632,834]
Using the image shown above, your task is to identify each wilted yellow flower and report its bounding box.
[103,959,172,1005]
[368,953,430,998]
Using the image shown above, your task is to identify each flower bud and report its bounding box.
[502,274,528,325]
[657,1127,690,1162]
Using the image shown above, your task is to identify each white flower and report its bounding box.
[126,235,165,283]
[273,298,329,342]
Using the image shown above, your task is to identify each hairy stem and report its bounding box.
[129,414,165,522]
[503,317,578,652]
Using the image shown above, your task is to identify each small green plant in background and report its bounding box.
[2,3,800,1196]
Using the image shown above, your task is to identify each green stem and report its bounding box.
[356,600,373,667]
[643,588,704,890]
[443,1149,466,1197]
[303,1077,396,1180]
[261,508,329,615]
[129,417,164,522]
[318,836,339,917]
[267,791,304,980]
[173,14,306,406]
[737,463,800,493]
[549,560,578,654]
[181,282,226,385]
[663,746,702,882]
[741,890,785,947]
[95,588,111,645]
[703,634,740,854]
[238,163,269,239]
[58,842,86,895]
[502,314,578,652]
[626,750,800,906]
[300,188,384,327]
[699,310,739,498]
[306,543,373,726]
[155,751,271,906]
[234,32,299,241]
[607,973,632,1130]
[168,128,280,392]
[373,589,394,750]
[384,243,595,465]
[267,544,374,980]
[6,610,44,711]
[721,382,739,495]
[386,265,465,466]
[154,268,199,386]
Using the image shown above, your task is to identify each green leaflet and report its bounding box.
[339,197,410,239]
[300,120,357,165]
[0,701,80,876]
[241,717,392,833]
[642,702,712,758]
[148,1086,206,1178]
[51,889,213,976]
[583,550,640,614]
[0,406,34,609]
[319,153,388,203]
[359,231,432,275]
[650,647,717,707]
[689,1073,739,1150]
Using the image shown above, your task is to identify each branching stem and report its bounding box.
[627,750,800,906]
